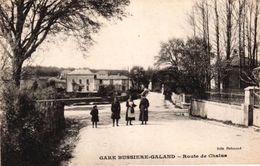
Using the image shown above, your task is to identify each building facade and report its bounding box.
[66,69,130,93]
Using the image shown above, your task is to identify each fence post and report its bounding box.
[161,84,164,94]
[182,93,185,103]
[244,86,259,126]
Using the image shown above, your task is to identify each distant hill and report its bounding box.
[22,66,75,79]
[22,66,129,79]
[90,69,129,76]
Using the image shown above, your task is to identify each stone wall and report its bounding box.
[190,99,208,118]
[253,108,260,127]
[190,86,260,127]
[191,99,247,126]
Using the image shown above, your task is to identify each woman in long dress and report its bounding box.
[125,96,136,125]
[139,94,150,125]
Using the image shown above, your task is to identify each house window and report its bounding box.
[100,80,103,84]
[79,79,82,84]
[86,86,89,91]
[72,79,76,92]
[110,80,113,85]
[86,79,89,85]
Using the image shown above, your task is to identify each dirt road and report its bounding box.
[65,92,260,165]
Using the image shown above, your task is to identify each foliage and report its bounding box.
[155,38,185,69]
[34,86,64,100]
[53,118,87,165]
[22,66,63,78]
[31,80,38,91]
[97,85,116,97]
[127,87,143,100]
[1,83,64,166]
[155,37,215,96]
[1,84,40,166]
[0,0,130,86]
[130,66,149,90]
[187,0,260,89]
[182,37,213,94]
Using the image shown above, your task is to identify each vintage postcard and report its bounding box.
[0,0,260,165]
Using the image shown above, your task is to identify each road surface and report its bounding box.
[65,92,260,165]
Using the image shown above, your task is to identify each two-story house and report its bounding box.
[66,69,130,93]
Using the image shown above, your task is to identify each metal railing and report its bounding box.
[203,91,244,105]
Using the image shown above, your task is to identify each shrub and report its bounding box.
[1,83,64,166]
[97,85,115,97]
[1,84,37,166]
[34,86,63,100]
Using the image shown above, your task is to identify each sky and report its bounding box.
[30,0,195,70]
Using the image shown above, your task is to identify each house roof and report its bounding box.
[48,77,66,83]
[61,69,74,75]
[96,75,128,80]
[67,69,94,75]
[67,69,129,79]
[96,70,108,75]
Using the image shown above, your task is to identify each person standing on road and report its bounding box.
[163,87,172,100]
[125,96,136,125]
[111,97,121,127]
[139,93,150,125]
[90,105,99,128]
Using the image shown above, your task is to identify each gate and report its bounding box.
[248,105,254,126]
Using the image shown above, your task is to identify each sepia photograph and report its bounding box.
[0,0,260,165]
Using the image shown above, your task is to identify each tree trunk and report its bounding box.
[206,1,211,90]
[12,58,22,87]
[201,2,206,44]
[247,2,253,68]
[214,0,221,90]
[226,0,232,60]
[238,0,243,89]
[242,1,246,66]
[12,47,24,87]
[252,0,259,67]
[191,7,197,37]
[225,0,233,89]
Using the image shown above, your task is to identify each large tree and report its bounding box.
[155,37,213,95]
[182,37,213,94]
[130,66,149,90]
[0,0,129,87]
[155,38,184,70]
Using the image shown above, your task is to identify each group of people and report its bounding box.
[90,93,150,128]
